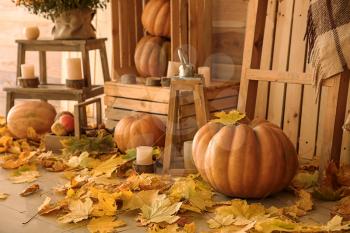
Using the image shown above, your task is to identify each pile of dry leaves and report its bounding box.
[0,120,350,232]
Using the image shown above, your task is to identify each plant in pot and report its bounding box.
[14,0,109,40]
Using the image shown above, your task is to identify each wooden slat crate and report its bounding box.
[111,0,212,80]
[104,80,239,141]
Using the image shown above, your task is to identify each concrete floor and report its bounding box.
[0,165,336,233]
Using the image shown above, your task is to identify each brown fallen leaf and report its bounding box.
[38,199,68,215]
[1,151,33,169]
[0,193,9,200]
[40,158,67,172]
[313,161,342,201]
[283,190,313,218]
[337,165,350,187]
[332,196,350,221]
[20,184,40,197]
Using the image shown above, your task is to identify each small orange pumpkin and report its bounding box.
[134,36,170,77]
[142,0,170,38]
[192,112,298,198]
[114,114,166,152]
[7,101,57,139]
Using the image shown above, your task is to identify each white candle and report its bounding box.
[23,26,40,40]
[136,146,153,165]
[21,64,35,79]
[184,141,196,170]
[65,58,83,80]
[167,61,181,77]
[198,66,211,87]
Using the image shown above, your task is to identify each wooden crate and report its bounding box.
[104,80,239,141]
[110,0,212,80]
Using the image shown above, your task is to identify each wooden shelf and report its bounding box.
[15,38,107,51]
[3,84,104,101]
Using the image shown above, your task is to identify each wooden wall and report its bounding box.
[212,0,248,82]
[0,1,62,114]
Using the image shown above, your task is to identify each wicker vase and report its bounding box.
[52,8,96,40]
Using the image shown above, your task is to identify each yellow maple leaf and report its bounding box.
[1,151,35,169]
[122,190,159,211]
[93,155,127,177]
[138,194,182,226]
[87,217,126,233]
[9,169,40,184]
[91,191,117,217]
[169,175,214,213]
[211,110,246,125]
[58,198,93,223]
[0,136,13,153]
[208,200,267,229]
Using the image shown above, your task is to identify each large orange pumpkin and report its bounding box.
[114,114,166,152]
[134,36,170,77]
[142,0,170,38]
[192,118,298,198]
[7,101,57,139]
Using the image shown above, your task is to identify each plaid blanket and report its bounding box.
[305,0,350,97]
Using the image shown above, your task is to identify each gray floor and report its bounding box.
[0,164,336,233]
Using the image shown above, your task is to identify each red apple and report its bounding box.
[58,114,75,133]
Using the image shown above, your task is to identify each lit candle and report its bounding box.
[65,58,83,80]
[167,61,181,77]
[23,26,40,40]
[136,146,153,165]
[198,66,211,87]
[184,141,196,170]
[21,64,35,79]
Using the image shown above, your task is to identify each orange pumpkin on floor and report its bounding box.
[114,114,166,152]
[192,111,299,198]
[134,36,170,77]
[7,101,57,139]
[142,0,170,38]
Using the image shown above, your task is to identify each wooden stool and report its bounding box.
[163,77,209,175]
[4,39,111,121]
[15,39,110,87]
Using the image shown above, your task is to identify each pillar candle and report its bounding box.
[136,146,153,165]
[21,64,35,79]
[23,26,40,40]
[65,58,83,80]
[167,61,181,77]
[184,141,196,170]
[198,66,211,87]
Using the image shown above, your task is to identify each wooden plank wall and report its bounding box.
[212,0,248,82]
[246,0,350,165]
[0,1,62,115]
[0,2,61,77]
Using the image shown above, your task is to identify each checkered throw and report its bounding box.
[305,0,350,97]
